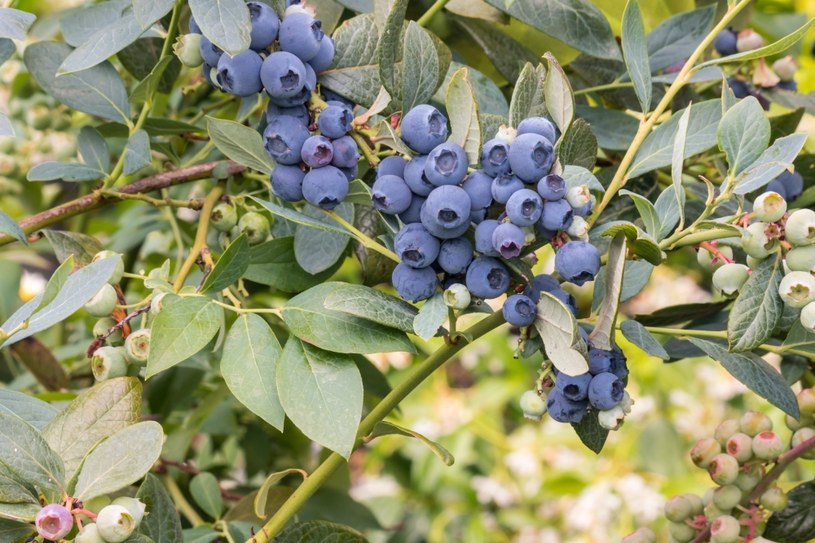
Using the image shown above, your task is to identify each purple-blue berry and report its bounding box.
[318,104,353,139]
[588,348,613,375]
[507,133,554,182]
[422,185,472,231]
[465,256,509,299]
[309,35,336,73]
[302,165,348,209]
[300,135,334,168]
[378,155,408,178]
[540,199,574,232]
[480,138,511,176]
[279,12,324,61]
[517,116,556,144]
[216,50,263,96]
[547,389,588,423]
[266,103,310,125]
[424,142,468,186]
[264,116,310,165]
[372,175,412,215]
[537,174,566,201]
[502,294,537,327]
[555,241,601,286]
[462,170,494,210]
[588,372,624,410]
[394,223,440,268]
[392,262,438,302]
[506,188,543,226]
[492,222,526,259]
[403,155,435,196]
[400,104,448,154]
[398,195,425,224]
[199,36,223,66]
[271,164,306,202]
[474,219,501,257]
[556,372,592,401]
[437,237,473,274]
[247,1,279,51]
[261,51,307,99]
[491,173,524,204]
[330,136,359,169]
[714,29,738,56]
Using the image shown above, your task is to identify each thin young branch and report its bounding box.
[173,183,225,291]
[417,0,450,27]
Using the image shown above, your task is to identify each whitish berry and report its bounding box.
[760,486,788,512]
[85,283,118,317]
[597,405,625,430]
[124,329,150,365]
[697,245,734,270]
[96,504,137,543]
[93,250,125,285]
[174,33,204,67]
[443,283,470,310]
[786,245,815,273]
[36,504,73,541]
[725,432,753,463]
[519,390,547,420]
[690,437,722,468]
[91,346,128,381]
[93,317,122,344]
[798,388,815,416]
[712,263,750,297]
[753,191,787,222]
[802,301,815,332]
[712,485,742,511]
[736,29,765,52]
[791,427,815,459]
[714,419,740,446]
[739,410,773,436]
[741,221,777,259]
[708,453,739,485]
[734,463,763,492]
[773,55,797,81]
[664,495,693,522]
[76,523,106,543]
[786,209,815,246]
[710,514,740,543]
[779,271,815,308]
[210,202,238,232]
[111,497,147,525]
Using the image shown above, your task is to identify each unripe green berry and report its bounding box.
[27,104,52,130]
[801,301,815,332]
[786,246,815,273]
[791,427,815,459]
[786,413,808,431]
[725,432,753,463]
[697,245,734,270]
[124,329,151,366]
[668,520,697,543]
[712,485,742,511]
[237,212,270,245]
[760,486,788,512]
[714,419,741,447]
[746,255,765,269]
[91,346,128,381]
[85,283,118,317]
[443,283,471,310]
[740,410,773,436]
[519,390,546,420]
[210,202,238,232]
[174,33,204,67]
[565,185,591,208]
[664,495,693,522]
[773,55,797,81]
[93,250,125,284]
[742,221,777,259]
[779,271,815,308]
[735,463,764,493]
[704,501,728,520]
[622,527,656,543]
[712,264,750,297]
[708,453,740,485]
[710,514,740,543]
[690,437,722,468]
[753,431,786,460]
[111,497,147,525]
[93,317,122,344]
[76,523,106,543]
[754,191,787,222]
[682,493,704,515]
[797,388,815,417]
[96,504,137,543]
[786,209,815,247]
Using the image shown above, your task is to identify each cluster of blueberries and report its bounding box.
[36,498,147,542]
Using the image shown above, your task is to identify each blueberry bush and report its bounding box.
[1,0,815,541]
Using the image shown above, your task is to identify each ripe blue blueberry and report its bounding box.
[480,138,511,176]
[266,103,310,125]
[492,222,526,259]
[188,15,200,33]
[422,185,472,231]
[610,347,628,383]
[588,373,624,410]
[420,205,470,239]
[398,195,425,224]
[469,208,488,224]
[502,294,537,327]
[555,241,600,286]
[247,2,279,51]
[302,165,348,209]
[588,348,613,375]
[774,170,804,201]
[199,36,223,66]
[261,51,307,99]
[424,142,468,186]
[714,29,739,56]
[330,136,359,168]
[778,80,798,92]
[547,389,588,423]
[264,116,310,165]
[506,189,543,226]
[437,237,473,274]
[321,88,354,108]
[540,199,574,232]
[537,174,566,201]
[318,104,353,139]
[309,35,335,73]
[525,273,561,300]
[474,220,501,257]
[372,174,412,215]
[400,104,448,153]
[268,85,311,107]
[339,164,358,182]
[550,288,578,315]
[271,164,306,202]
[279,12,324,61]
[465,256,510,299]
[403,156,435,196]
[304,63,317,92]
[517,116,556,143]
[378,155,408,178]
[394,223,440,268]
[556,372,592,401]
[462,170,494,210]
[727,77,751,99]
[392,262,438,302]
[508,133,555,182]
[300,135,334,168]
[491,173,524,204]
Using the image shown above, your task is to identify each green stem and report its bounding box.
[163,475,205,527]
[350,131,380,168]
[247,311,506,543]
[417,0,450,27]
[587,0,753,227]
[660,227,739,250]
[573,81,635,96]
[173,183,224,291]
[321,209,400,263]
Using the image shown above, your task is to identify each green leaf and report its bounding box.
[635,300,732,327]
[558,119,597,170]
[590,233,626,350]
[201,234,250,293]
[0,519,35,540]
[320,14,382,108]
[621,0,651,113]
[718,96,770,176]
[251,198,350,237]
[0,112,12,137]
[400,22,441,112]
[728,253,784,352]
[118,38,180,95]
[133,0,174,28]
[74,421,163,501]
[0,209,25,244]
[294,203,353,274]
[592,260,653,312]
[482,0,620,60]
[9,338,70,391]
[221,314,285,431]
[619,190,660,239]
[244,237,342,293]
[0,389,58,431]
[60,0,131,46]
[367,421,454,465]
[282,283,416,354]
[575,106,638,151]
[764,480,815,543]
[206,117,274,175]
[695,17,815,71]
[277,338,363,458]
[189,0,251,55]
[27,161,106,182]
[733,133,808,195]
[137,474,183,543]
[593,221,663,266]
[24,41,130,124]
[534,292,589,376]
[670,106,690,232]
[646,5,715,72]
[0,8,35,40]
[509,62,546,129]
[57,9,143,75]
[0,413,65,502]
[454,17,537,83]
[323,284,418,334]
[445,67,481,166]
[619,320,669,360]
[571,410,608,454]
[190,473,223,520]
[43,229,101,266]
[274,520,368,543]
[253,469,307,519]
[123,129,152,175]
[377,0,407,98]
[783,321,815,353]
[543,53,573,137]
[130,55,175,105]
[78,126,110,172]
[413,293,447,341]
[146,296,222,378]
[0,38,14,66]
[688,338,799,419]
[371,118,414,157]
[628,99,722,178]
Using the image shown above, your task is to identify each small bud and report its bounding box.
[36,503,74,541]
[708,453,739,485]
[237,211,271,245]
[760,486,788,512]
[124,329,151,366]
[443,283,471,310]
[111,497,147,525]
[725,432,753,463]
[85,283,118,317]
[76,523,107,543]
[710,514,741,543]
[173,33,204,67]
[712,485,742,511]
[690,437,722,468]
[210,202,238,233]
[93,250,125,285]
[97,504,137,543]
[753,191,787,222]
[773,55,797,82]
[91,346,128,381]
[565,185,591,208]
[739,410,773,436]
[93,317,122,344]
[664,495,693,522]
[714,419,740,446]
[736,29,765,52]
[519,390,547,420]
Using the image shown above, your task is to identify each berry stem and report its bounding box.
[699,241,736,265]
[173,183,225,291]
[98,189,205,210]
[163,474,206,527]
[246,311,506,543]
[417,0,450,27]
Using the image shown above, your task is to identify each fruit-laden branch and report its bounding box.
[0,162,247,248]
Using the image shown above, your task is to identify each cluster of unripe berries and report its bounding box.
[35,497,146,542]
[210,198,272,245]
[706,182,815,332]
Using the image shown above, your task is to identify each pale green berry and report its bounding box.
[753,431,786,459]
[91,346,128,381]
[753,191,787,222]
[668,520,697,543]
[708,453,739,485]
[773,55,797,81]
[93,250,125,284]
[682,493,704,515]
[712,485,742,511]
[93,317,122,344]
[622,527,656,543]
[690,437,722,468]
[664,495,693,522]
[566,215,589,240]
[173,33,204,67]
[565,185,591,208]
[797,388,815,416]
[786,413,808,431]
[96,505,136,543]
[712,263,750,297]
[75,523,106,543]
[111,497,147,525]
[237,212,270,245]
[443,283,471,310]
[786,209,815,246]
[598,404,626,430]
[791,427,815,459]
[714,419,741,447]
[85,283,118,317]
[739,410,773,436]
[735,463,764,492]
[801,301,815,332]
[210,202,238,232]
[124,329,151,366]
[736,29,765,52]
[760,486,788,512]
[746,255,765,269]
[697,245,734,270]
[742,221,777,259]
[779,271,815,308]
[519,390,547,420]
[704,501,728,520]
[27,104,52,130]
[710,514,740,543]
[725,432,753,463]
[786,246,815,273]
